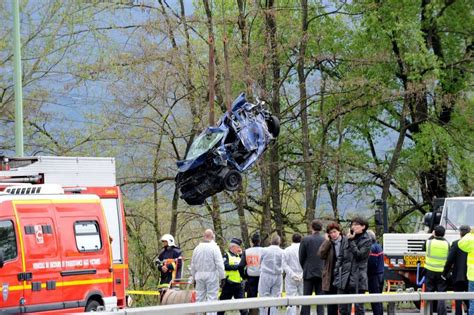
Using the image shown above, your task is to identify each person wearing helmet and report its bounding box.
[156,234,182,285]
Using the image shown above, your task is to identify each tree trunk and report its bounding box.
[381,100,409,202]
[168,0,201,235]
[211,195,224,249]
[203,0,216,126]
[297,0,316,228]
[236,187,250,248]
[170,187,179,237]
[259,160,272,246]
[307,66,329,229]
[236,0,251,247]
[263,0,285,244]
[237,0,253,97]
[202,0,223,244]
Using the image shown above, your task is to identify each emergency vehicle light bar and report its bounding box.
[3,184,64,195]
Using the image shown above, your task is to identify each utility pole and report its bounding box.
[13,0,24,157]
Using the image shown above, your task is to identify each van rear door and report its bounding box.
[101,197,128,306]
[0,211,23,314]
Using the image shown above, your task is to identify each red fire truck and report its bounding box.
[0,156,130,313]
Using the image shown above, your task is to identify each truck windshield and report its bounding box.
[441,199,474,229]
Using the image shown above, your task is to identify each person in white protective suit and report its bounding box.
[283,233,304,315]
[258,234,285,315]
[190,229,226,315]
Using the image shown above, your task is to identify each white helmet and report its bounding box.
[160,234,175,247]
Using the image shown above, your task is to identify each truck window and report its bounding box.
[0,220,17,261]
[74,221,102,252]
[442,200,474,228]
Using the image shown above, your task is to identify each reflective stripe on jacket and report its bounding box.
[245,246,262,277]
[458,232,474,281]
[225,252,242,283]
[425,238,449,272]
[163,258,178,279]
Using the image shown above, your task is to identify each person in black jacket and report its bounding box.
[156,234,182,286]
[299,219,325,315]
[367,230,384,315]
[444,225,471,315]
[333,216,371,315]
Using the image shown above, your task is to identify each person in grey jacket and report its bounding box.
[299,219,325,315]
[258,234,285,315]
[333,216,371,315]
[190,229,226,315]
[283,233,304,315]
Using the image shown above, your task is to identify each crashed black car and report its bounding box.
[176,93,279,205]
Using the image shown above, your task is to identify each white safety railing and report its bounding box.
[80,292,474,315]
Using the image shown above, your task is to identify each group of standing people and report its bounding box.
[314,217,383,315]
[424,224,472,315]
[158,220,474,315]
[187,215,383,315]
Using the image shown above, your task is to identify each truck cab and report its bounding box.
[383,196,474,290]
[0,156,129,313]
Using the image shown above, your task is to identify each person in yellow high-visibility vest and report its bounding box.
[443,225,470,315]
[458,226,474,315]
[424,225,450,315]
[218,238,247,315]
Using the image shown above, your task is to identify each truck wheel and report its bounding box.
[85,300,101,312]
[223,170,242,191]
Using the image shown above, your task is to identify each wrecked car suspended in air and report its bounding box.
[176,93,280,205]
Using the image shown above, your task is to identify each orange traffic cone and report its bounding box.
[351,303,355,315]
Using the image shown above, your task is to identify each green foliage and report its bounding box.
[0,0,472,304]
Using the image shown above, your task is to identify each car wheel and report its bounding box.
[223,170,242,191]
[266,115,280,138]
[85,299,101,312]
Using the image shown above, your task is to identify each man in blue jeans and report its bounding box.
[458,228,474,315]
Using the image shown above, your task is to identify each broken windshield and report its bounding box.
[185,130,225,161]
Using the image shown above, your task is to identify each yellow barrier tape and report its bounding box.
[127,290,161,296]
[127,289,407,296]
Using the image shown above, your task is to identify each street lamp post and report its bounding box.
[12,0,24,157]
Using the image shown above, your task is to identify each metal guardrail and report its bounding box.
[80,292,474,315]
